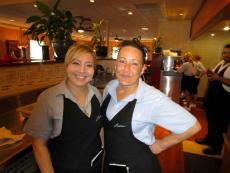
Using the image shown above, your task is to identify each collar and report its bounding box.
[107,78,145,103]
[54,79,95,103]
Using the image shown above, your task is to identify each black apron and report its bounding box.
[48,95,102,173]
[204,63,230,132]
[101,94,161,173]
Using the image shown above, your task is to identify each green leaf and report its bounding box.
[53,0,61,10]
[36,1,50,15]
[26,16,41,23]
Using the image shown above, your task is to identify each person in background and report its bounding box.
[101,39,201,173]
[192,54,206,106]
[24,44,103,173]
[177,52,198,110]
[196,43,230,155]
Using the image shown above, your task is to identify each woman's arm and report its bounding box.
[149,120,201,154]
[32,138,55,173]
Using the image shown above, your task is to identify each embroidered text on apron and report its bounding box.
[101,94,161,173]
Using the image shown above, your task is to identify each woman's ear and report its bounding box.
[141,64,147,75]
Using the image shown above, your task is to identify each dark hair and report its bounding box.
[224,43,230,49]
[118,38,147,64]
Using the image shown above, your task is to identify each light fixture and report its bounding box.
[223,26,230,31]
[141,27,149,31]
[9,19,15,22]
[34,4,38,8]
[77,26,85,33]
[128,11,133,15]
[114,35,123,42]
[17,28,28,49]
[210,33,215,37]
[114,35,119,42]
[179,13,184,16]
[89,0,95,3]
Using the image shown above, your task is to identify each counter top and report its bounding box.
[0,111,32,166]
[0,59,63,67]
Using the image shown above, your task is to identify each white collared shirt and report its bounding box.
[103,79,197,145]
[213,60,230,93]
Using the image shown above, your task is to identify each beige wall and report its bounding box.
[157,20,230,97]
[187,32,229,97]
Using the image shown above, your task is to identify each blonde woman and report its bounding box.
[24,44,103,173]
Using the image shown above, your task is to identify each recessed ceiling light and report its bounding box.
[210,33,215,37]
[9,19,15,22]
[223,26,230,31]
[141,27,149,31]
[179,13,184,16]
[34,4,37,8]
[89,0,95,3]
[128,11,133,15]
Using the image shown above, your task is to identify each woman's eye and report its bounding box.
[118,59,126,64]
[72,61,80,65]
[85,63,94,68]
[131,62,139,66]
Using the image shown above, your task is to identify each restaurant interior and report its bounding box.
[0,0,230,173]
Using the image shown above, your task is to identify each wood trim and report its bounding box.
[190,0,230,40]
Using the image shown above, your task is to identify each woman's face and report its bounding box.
[66,52,94,88]
[116,46,145,87]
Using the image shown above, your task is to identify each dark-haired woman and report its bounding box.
[101,39,201,173]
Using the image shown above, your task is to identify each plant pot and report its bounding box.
[52,40,73,60]
[42,45,50,60]
[154,47,162,54]
[96,46,108,57]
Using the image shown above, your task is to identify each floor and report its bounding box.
[182,105,223,173]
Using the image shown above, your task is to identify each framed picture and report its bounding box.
[6,40,21,57]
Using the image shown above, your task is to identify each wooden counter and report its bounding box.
[0,111,33,167]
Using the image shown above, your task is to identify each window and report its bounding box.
[29,40,44,60]
[112,47,119,59]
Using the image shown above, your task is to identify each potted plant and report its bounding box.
[153,36,162,54]
[24,0,78,60]
[91,20,108,57]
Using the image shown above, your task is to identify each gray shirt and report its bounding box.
[23,80,102,140]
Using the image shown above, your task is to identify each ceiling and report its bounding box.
[0,0,227,40]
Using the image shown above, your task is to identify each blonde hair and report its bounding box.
[183,52,193,62]
[64,44,96,65]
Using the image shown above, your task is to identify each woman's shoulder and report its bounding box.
[88,84,102,102]
[38,82,64,101]
[138,81,167,102]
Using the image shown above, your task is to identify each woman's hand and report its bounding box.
[149,139,164,154]
[149,121,201,155]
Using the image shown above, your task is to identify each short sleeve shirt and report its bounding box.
[103,79,197,145]
[177,62,197,76]
[23,80,102,140]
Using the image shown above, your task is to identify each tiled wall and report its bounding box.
[0,63,65,98]
[0,62,65,115]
